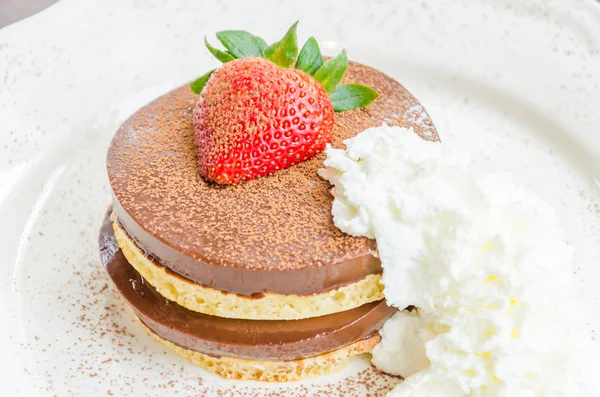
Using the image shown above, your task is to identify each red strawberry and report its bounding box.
[190,22,378,184]
[193,57,334,184]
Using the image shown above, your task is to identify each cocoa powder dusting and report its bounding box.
[39,266,400,395]
[107,61,438,271]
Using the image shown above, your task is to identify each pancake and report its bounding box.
[106,61,438,301]
[99,211,396,381]
[112,214,384,320]
[100,58,437,380]
[143,321,381,382]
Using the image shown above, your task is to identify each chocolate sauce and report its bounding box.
[100,211,397,360]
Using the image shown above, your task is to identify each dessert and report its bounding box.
[99,22,437,381]
[100,212,394,381]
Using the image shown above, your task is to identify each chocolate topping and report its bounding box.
[107,61,438,295]
[99,212,397,360]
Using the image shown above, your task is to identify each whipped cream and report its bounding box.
[319,125,598,396]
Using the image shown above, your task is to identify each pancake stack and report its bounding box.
[99,61,438,381]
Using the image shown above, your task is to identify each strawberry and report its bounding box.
[190,21,378,184]
[193,58,334,184]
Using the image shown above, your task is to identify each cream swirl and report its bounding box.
[320,125,598,396]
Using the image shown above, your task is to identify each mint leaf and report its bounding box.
[189,69,215,94]
[330,84,379,112]
[313,49,348,94]
[205,37,235,63]
[295,37,323,75]
[216,30,267,58]
[263,21,299,68]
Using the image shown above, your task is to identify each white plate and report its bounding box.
[1,0,599,395]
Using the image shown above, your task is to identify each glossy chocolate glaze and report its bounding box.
[100,211,397,360]
[113,199,382,297]
[107,61,438,296]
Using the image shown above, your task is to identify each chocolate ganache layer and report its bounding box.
[107,61,438,296]
[99,212,397,360]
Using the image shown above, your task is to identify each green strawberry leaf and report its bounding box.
[194,25,379,113]
[216,30,267,58]
[263,21,299,68]
[330,83,379,112]
[313,49,348,94]
[205,37,235,63]
[189,69,215,94]
[295,37,323,75]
